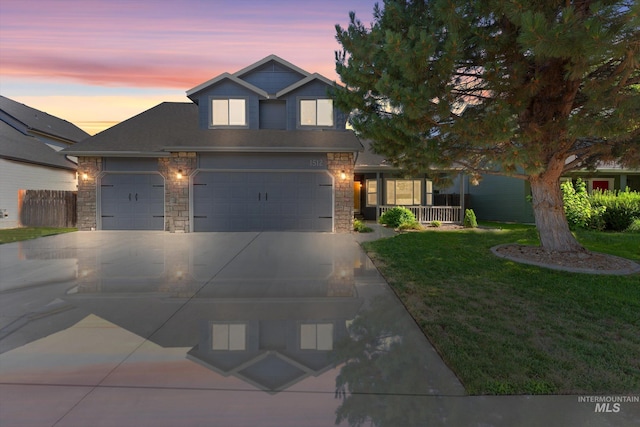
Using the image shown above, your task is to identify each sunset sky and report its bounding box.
[0,0,375,135]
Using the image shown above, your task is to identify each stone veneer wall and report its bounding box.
[327,152,354,233]
[159,152,197,233]
[76,157,102,231]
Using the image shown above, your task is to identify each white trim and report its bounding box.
[233,54,311,80]
[187,55,314,98]
[187,73,269,98]
[276,73,334,98]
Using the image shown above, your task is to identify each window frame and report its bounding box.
[211,322,247,351]
[298,98,334,128]
[300,323,334,351]
[210,97,248,128]
[366,179,378,207]
[384,179,423,206]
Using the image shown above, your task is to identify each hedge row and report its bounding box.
[562,179,640,232]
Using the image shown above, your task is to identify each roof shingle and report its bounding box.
[0,96,89,143]
[63,102,363,156]
[0,121,77,170]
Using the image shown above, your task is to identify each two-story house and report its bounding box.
[63,55,362,233]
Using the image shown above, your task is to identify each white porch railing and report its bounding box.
[379,206,463,223]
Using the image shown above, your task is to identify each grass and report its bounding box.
[0,227,77,244]
[362,223,640,395]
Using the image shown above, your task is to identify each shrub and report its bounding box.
[463,209,478,228]
[560,179,609,230]
[353,219,373,233]
[625,218,640,233]
[398,220,423,231]
[430,220,442,227]
[590,188,640,232]
[379,206,416,228]
[561,179,596,230]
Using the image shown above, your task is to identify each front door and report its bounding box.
[353,181,361,213]
[592,180,610,191]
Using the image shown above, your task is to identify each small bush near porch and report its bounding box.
[362,223,640,395]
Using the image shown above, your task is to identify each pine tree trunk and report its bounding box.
[530,175,585,253]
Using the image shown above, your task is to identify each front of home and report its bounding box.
[353,139,468,224]
[63,56,362,233]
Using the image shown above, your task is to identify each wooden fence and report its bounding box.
[19,190,77,228]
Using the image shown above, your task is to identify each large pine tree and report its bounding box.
[334,0,639,252]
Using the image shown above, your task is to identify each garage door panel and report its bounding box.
[193,171,332,232]
[101,174,164,230]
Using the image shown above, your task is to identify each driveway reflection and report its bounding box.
[0,232,465,426]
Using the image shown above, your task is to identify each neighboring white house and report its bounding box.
[0,96,89,229]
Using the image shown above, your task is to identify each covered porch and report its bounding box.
[378,205,463,224]
[353,139,468,225]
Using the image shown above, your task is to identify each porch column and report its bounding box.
[376,172,381,221]
[460,173,465,224]
[620,174,628,191]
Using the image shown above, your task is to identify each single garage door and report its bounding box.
[193,171,333,231]
[100,174,165,230]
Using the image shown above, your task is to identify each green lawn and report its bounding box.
[362,223,640,395]
[0,227,77,244]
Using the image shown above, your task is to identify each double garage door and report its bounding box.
[193,171,333,232]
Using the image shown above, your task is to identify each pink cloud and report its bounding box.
[0,0,375,89]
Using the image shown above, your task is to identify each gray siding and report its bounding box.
[468,175,534,223]
[259,100,286,130]
[195,82,261,129]
[103,157,158,172]
[0,158,77,229]
[282,81,344,131]
[198,153,328,170]
[240,61,306,94]
[192,61,346,132]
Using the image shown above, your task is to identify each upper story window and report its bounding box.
[212,98,246,126]
[300,323,333,350]
[211,323,246,351]
[300,99,333,127]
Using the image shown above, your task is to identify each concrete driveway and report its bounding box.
[0,231,638,426]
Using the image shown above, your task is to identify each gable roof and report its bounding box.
[186,72,269,100]
[275,73,335,98]
[0,95,89,143]
[234,54,310,79]
[186,54,334,100]
[62,102,362,156]
[0,120,77,170]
